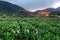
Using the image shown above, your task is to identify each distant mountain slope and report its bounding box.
[44,8,56,12]
[0,1,34,17]
[0,1,25,12]
[34,7,60,15]
[1,1,60,17]
[56,7,60,11]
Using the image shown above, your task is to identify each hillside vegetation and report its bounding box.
[0,1,33,17]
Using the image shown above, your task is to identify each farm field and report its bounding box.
[0,17,60,40]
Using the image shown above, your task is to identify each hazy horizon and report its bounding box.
[2,0,60,11]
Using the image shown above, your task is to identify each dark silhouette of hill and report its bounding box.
[0,1,33,17]
[44,8,56,12]
[0,1,60,17]
[34,7,60,15]
[52,7,60,15]
[0,1,25,12]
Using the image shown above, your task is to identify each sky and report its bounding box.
[3,0,60,11]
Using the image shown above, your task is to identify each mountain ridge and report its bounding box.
[0,1,25,12]
[0,1,34,17]
[34,7,60,15]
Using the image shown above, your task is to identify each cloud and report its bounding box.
[3,0,60,11]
